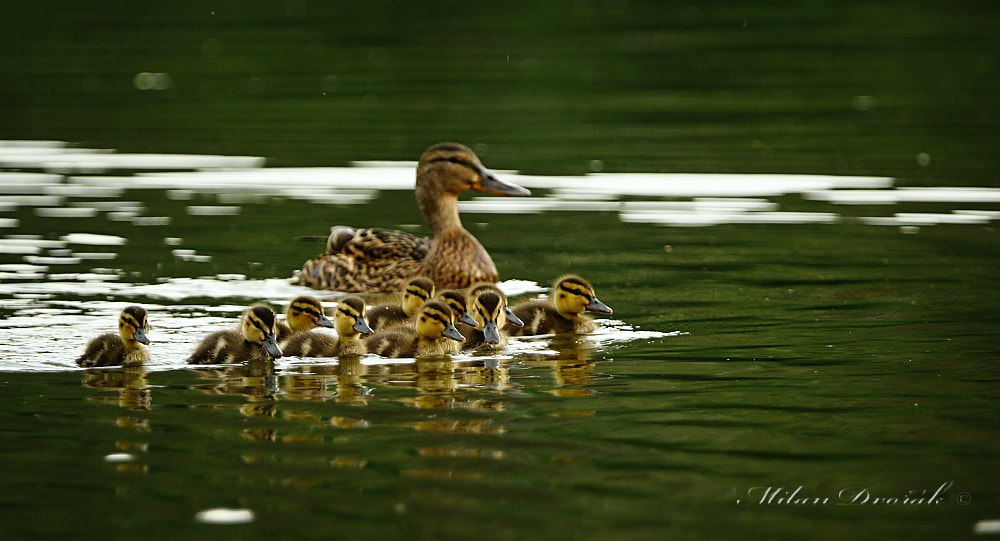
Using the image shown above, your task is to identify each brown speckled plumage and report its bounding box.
[296,142,530,293]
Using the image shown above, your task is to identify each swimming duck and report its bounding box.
[296,142,531,293]
[462,289,513,352]
[506,275,613,336]
[436,289,479,354]
[77,305,151,367]
[276,295,334,342]
[187,305,283,364]
[281,297,374,357]
[364,300,466,358]
[365,277,435,331]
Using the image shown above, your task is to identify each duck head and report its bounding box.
[242,305,283,359]
[336,296,375,338]
[119,305,150,345]
[553,275,613,317]
[286,295,333,332]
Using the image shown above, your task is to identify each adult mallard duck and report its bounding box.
[506,275,613,336]
[365,277,435,331]
[187,305,283,364]
[296,142,531,293]
[77,305,151,367]
[281,297,374,357]
[276,295,334,342]
[364,300,465,358]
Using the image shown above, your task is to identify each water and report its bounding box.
[1,2,999,540]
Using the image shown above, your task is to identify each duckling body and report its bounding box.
[282,297,374,357]
[364,300,466,358]
[297,142,530,293]
[506,275,613,336]
[77,305,151,367]
[187,305,283,364]
[276,295,334,342]
[365,277,435,331]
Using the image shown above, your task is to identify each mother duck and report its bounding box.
[296,142,530,293]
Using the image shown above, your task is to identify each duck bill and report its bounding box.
[482,322,501,345]
[443,324,466,343]
[262,334,283,359]
[134,328,151,345]
[474,169,531,197]
[504,307,525,327]
[316,314,334,328]
[458,311,479,327]
[354,317,375,337]
[586,297,613,314]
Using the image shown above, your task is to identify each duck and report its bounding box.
[436,289,479,354]
[467,282,525,329]
[281,297,374,357]
[276,295,334,342]
[77,305,151,367]
[506,275,613,336]
[296,142,531,293]
[187,305,283,364]
[364,300,466,358]
[462,289,513,352]
[365,276,435,331]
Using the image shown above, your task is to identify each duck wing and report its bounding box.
[296,227,430,292]
[338,227,430,261]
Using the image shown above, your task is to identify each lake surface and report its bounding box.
[1,2,999,540]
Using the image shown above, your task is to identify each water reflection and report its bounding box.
[81,365,151,410]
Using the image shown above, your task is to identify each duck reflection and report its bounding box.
[81,364,151,410]
[191,358,278,418]
[518,334,601,395]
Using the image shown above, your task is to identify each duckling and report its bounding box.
[281,297,374,357]
[462,289,512,352]
[187,305,283,364]
[365,277,436,331]
[276,295,334,342]
[364,300,466,358]
[77,305,151,367]
[467,282,525,329]
[437,289,479,354]
[296,142,531,292]
[506,275,613,336]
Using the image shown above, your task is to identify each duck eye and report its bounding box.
[447,157,460,164]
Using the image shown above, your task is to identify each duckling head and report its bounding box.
[469,282,524,328]
[336,296,374,338]
[119,305,150,345]
[242,305,283,359]
[471,291,507,345]
[416,142,530,203]
[416,300,466,343]
[437,290,478,327]
[553,275,613,317]
[401,277,436,317]
[286,295,333,332]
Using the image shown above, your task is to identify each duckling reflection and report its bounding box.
[366,277,435,331]
[190,359,278,417]
[506,275,612,336]
[81,364,151,410]
[77,305,151,367]
[519,334,600,394]
[276,295,333,341]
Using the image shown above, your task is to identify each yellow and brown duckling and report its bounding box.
[467,282,524,329]
[77,305,151,367]
[365,277,436,331]
[364,300,466,358]
[437,289,479,354]
[281,297,374,357]
[462,289,513,352]
[276,295,334,342]
[187,305,283,364]
[506,275,613,336]
[296,142,531,293]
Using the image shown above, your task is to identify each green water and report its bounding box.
[2,1,1000,540]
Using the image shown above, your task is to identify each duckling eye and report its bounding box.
[447,157,461,164]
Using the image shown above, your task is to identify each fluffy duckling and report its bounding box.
[187,305,283,364]
[462,289,512,352]
[296,142,531,292]
[276,295,334,341]
[437,289,479,354]
[77,305,151,367]
[468,282,524,328]
[506,275,613,336]
[364,300,466,358]
[281,297,374,357]
[365,277,435,331]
